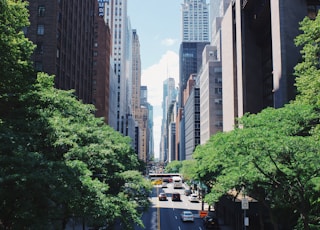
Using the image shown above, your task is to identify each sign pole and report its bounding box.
[241,197,249,230]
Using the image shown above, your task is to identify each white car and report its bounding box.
[188,194,199,202]
[180,211,194,222]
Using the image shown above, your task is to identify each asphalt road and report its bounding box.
[135,182,206,230]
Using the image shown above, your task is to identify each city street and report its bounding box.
[134,183,205,230]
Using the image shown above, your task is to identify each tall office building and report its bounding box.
[130,29,149,162]
[27,1,117,126]
[160,78,177,162]
[179,0,210,98]
[195,0,230,145]
[140,86,154,161]
[93,3,112,124]
[104,0,130,134]
[178,0,210,161]
[179,42,209,104]
[27,0,97,104]
[221,0,320,131]
[199,45,223,144]
[210,0,231,60]
[183,74,200,160]
[181,0,210,42]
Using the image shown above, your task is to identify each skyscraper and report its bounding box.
[221,0,320,131]
[26,0,96,104]
[103,0,130,134]
[181,0,210,42]
[131,30,149,162]
[178,0,210,161]
[160,78,177,162]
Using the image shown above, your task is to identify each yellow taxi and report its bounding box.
[151,179,162,185]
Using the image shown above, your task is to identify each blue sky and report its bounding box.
[127,0,182,159]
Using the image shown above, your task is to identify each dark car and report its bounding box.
[162,178,170,183]
[158,193,167,201]
[203,214,219,229]
[184,189,191,196]
[172,192,181,201]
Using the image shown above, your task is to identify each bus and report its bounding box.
[172,176,183,189]
[148,173,181,182]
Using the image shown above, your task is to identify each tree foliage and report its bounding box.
[294,11,320,108]
[0,1,151,229]
[164,160,182,173]
[0,72,152,229]
[0,0,35,115]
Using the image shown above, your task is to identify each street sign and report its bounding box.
[242,198,249,210]
[244,217,249,226]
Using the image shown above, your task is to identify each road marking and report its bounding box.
[178,226,181,230]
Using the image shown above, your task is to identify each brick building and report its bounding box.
[26,1,112,123]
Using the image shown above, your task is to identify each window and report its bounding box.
[38,6,45,16]
[35,42,43,54]
[214,99,222,104]
[215,88,222,95]
[215,77,222,83]
[37,25,44,35]
[35,61,43,71]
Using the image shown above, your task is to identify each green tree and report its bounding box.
[180,159,198,181]
[164,160,182,173]
[1,72,151,229]
[0,0,35,117]
[294,11,320,108]
[194,104,320,229]
[0,1,151,228]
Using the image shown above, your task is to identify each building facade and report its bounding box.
[104,0,130,134]
[182,0,210,42]
[160,78,177,162]
[27,0,96,104]
[221,0,320,131]
[199,45,223,144]
[93,3,112,123]
[184,74,200,160]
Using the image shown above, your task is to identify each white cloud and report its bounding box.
[161,38,177,46]
[141,50,179,107]
[141,50,179,159]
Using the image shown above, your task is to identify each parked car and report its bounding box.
[180,211,194,222]
[172,192,181,201]
[158,193,167,201]
[188,193,199,202]
[203,212,219,229]
[184,189,191,196]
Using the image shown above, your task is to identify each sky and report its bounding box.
[127,0,182,159]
